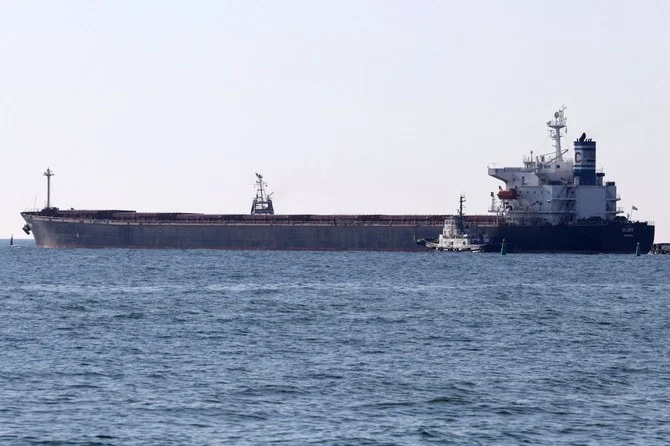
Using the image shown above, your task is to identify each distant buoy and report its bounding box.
[501,238,507,255]
[636,242,641,256]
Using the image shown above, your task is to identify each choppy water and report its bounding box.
[2,241,670,445]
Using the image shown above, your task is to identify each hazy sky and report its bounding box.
[2,1,669,241]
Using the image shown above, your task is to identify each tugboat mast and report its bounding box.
[457,194,466,233]
[546,106,567,161]
[43,168,54,209]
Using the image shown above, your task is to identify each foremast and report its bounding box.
[44,168,54,209]
[250,173,274,215]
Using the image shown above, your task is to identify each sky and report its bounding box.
[2,1,669,241]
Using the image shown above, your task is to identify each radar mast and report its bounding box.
[546,106,567,161]
[457,194,466,233]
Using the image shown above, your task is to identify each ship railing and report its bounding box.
[82,214,452,226]
[45,212,539,227]
[467,221,499,227]
[498,218,613,227]
[487,166,527,173]
[499,218,548,227]
[571,220,608,226]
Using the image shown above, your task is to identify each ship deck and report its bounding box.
[23,209,475,226]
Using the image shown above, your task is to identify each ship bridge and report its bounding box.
[489,158,575,187]
[488,165,540,187]
[488,108,620,226]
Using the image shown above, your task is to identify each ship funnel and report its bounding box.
[573,135,596,186]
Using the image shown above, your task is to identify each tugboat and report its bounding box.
[424,195,488,252]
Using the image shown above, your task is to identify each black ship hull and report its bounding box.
[21,210,654,253]
[475,221,655,254]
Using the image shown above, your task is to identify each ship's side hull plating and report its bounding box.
[23,215,443,251]
[22,213,654,253]
[476,221,655,253]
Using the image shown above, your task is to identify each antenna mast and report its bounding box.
[43,168,54,209]
[250,173,275,215]
[458,194,466,233]
[546,106,567,161]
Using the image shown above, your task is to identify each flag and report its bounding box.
[632,206,638,211]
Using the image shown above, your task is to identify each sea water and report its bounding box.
[2,241,670,445]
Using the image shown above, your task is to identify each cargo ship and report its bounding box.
[20,108,654,252]
[459,107,654,253]
[21,172,448,251]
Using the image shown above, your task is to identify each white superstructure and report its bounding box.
[426,195,487,251]
[488,108,621,225]
[426,217,486,252]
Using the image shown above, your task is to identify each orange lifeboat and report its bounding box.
[497,189,518,200]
